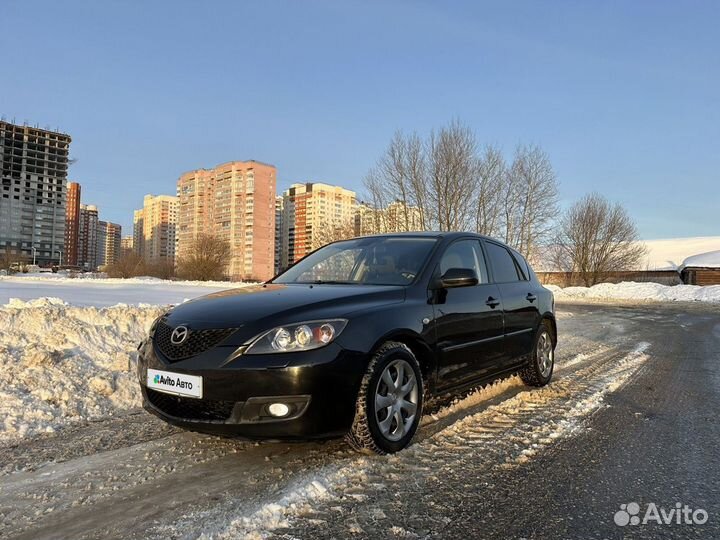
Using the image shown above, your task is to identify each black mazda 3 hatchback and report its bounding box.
[138,232,556,453]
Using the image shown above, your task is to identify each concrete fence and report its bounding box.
[536,270,682,287]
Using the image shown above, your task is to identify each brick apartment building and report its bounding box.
[64,181,81,266]
[280,182,356,270]
[177,160,276,281]
[133,194,179,265]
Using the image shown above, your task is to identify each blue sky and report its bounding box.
[3,0,718,239]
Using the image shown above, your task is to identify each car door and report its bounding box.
[483,240,541,364]
[432,238,505,391]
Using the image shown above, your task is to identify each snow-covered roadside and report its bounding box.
[0,276,252,307]
[0,301,164,443]
[1,274,252,289]
[547,281,720,304]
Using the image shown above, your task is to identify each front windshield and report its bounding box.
[273,236,438,286]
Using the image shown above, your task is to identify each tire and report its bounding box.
[519,321,555,387]
[345,341,424,454]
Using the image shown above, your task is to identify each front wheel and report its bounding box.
[346,342,423,454]
[519,323,555,387]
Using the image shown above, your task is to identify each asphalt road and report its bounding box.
[281,302,720,540]
[1,302,718,539]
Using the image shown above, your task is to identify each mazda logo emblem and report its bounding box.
[170,325,190,345]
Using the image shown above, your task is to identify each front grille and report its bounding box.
[153,321,237,361]
[146,388,236,422]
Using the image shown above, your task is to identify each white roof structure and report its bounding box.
[680,250,720,270]
[641,236,720,271]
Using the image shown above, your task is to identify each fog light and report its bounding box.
[268,403,290,417]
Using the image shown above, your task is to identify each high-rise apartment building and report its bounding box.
[133,194,178,265]
[121,236,133,252]
[97,221,122,268]
[355,200,423,236]
[274,196,283,275]
[77,204,98,269]
[177,161,276,281]
[64,182,81,266]
[280,182,356,268]
[0,121,71,264]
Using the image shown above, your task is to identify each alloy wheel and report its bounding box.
[374,359,419,442]
[537,331,554,378]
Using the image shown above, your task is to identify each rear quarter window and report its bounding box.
[511,250,530,281]
[485,242,521,283]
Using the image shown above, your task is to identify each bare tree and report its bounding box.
[427,120,478,231]
[555,193,647,286]
[364,131,429,231]
[475,145,506,237]
[0,251,28,274]
[502,145,560,260]
[312,219,357,250]
[105,249,145,278]
[176,233,231,281]
[363,124,559,250]
[144,259,176,280]
[105,250,176,279]
[364,121,480,232]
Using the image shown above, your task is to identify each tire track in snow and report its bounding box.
[198,342,651,539]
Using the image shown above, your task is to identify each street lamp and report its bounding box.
[31,246,37,266]
[56,249,62,268]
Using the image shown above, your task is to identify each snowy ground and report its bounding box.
[1,282,719,538]
[0,275,248,307]
[5,302,714,540]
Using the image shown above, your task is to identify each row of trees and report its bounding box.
[106,234,231,281]
[363,121,560,260]
[0,252,31,274]
[361,120,644,286]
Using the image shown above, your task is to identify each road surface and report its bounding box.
[1,302,718,539]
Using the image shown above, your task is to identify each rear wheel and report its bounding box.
[346,341,423,454]
[519,322,555,387]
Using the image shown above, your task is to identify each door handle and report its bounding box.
[526,293,537,303]
[486,296,500,308]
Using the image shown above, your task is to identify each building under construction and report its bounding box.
[0,120,71,264]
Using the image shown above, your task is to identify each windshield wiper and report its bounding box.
[305,280,358,285]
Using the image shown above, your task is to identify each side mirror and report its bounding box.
[438,267,479,288]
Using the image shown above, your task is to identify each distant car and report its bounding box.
[137,233,556,453]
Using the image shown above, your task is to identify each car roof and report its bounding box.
[349,232,528,260]
[355,231,496,242]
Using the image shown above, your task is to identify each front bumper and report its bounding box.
[137,338,367,440]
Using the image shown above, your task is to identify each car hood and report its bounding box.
[164,283,406,344]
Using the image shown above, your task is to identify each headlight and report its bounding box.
[244,319,348,354]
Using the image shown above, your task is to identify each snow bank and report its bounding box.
[5,297,69,308]
[0,302,164,443]
[548,281,720,304]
